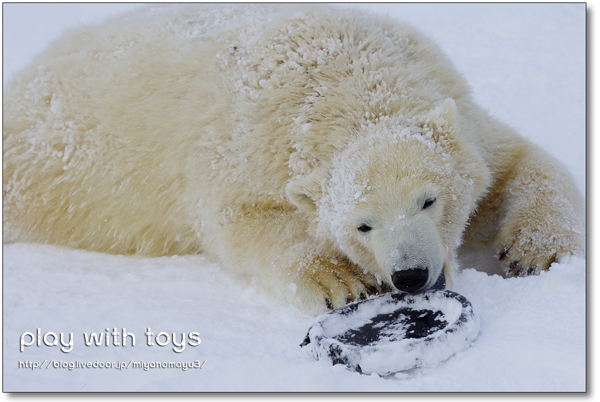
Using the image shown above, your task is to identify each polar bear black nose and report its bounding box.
[392,268,429,293]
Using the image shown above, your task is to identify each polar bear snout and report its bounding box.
[391,267,429,293]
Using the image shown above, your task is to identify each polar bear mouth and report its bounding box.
[430,270,446,290]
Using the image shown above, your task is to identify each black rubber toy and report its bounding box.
[301,275,479,376]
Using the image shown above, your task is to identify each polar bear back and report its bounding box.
[3,4,474,256]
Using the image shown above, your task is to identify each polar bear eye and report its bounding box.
[357,224,372,233]
[423,198,436,209]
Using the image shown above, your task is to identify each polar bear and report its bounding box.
[3,4,584,314]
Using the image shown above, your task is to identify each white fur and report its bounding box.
[3,4,584,315]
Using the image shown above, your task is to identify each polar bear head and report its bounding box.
[287,99,485,293]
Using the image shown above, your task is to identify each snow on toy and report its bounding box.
[301,287,479,376]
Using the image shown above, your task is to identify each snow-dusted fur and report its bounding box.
[3,4,584,315]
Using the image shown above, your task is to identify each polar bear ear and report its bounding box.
[424,98,457,128]
[287,174,319,212]
[420,98,459,145]
[436,98,457,127]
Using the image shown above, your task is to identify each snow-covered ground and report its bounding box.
[2,3,586,392]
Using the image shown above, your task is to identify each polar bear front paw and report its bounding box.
[290,256,392,314]
[495,223,583,278]
[497,244,558,277]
